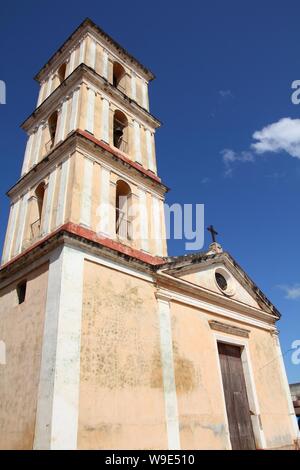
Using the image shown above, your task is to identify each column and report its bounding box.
[37,81,46,107]
[80,158,93,227]
[133,120,142,164]
[85,88,95,134]
[97,166,111,237]
[45,75,53,99]
[109,180,116,238]
[79,37,86,64]
[152,196,163,256]
[139,189,149,252]
[14,192,30,255]
[67,49,76,76]
[56,159,70,227]
[1,201,19,264]
[88,38,96,69]
[131,73,136,100]
[21,133,34,176]
[156,295,181,450]
[32,123,43,166]
[33,245,84,450]
[145,129,155,172]
[41,170,56,235]
[102,49,108,79]
[56,99,68,143]
[100,97,110,143]
[142,80,149,110]
[68,87,80,133]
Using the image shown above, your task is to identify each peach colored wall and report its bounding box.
[244,326,294,448]
[169,301,230,449]
[76,83,155,169]
[181,265,261,309]
[0,263,49,449]
[169,301,295,450]
[0,254,294,450]
[77,260,167,449]
[68,151,166,256]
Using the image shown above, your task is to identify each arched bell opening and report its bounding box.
[113,61,126,93]
[113,110,128,153]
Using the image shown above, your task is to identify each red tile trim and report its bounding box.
[0,222,164,271]
[77,129,163,185]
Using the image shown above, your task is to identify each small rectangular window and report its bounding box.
[17,281,27,304]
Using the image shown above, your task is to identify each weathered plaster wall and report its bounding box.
[245,326,294,449]
[169,301,230,449]
[181,264,261,309]
[78,260,167,449]
[69,151,167,257]
[169,301,295,449]
[0,263,48,449]
[77,260,294,450]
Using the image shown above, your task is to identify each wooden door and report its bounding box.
[218,342,256,450]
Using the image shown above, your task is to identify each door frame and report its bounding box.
[213,333,266,450]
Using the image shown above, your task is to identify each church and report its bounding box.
[0,18,298,450]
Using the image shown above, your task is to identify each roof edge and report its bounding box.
[34,18,155,83]
[158,249,281,319]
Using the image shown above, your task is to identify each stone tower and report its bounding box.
[0,19,168,449]
[2,18,167,266]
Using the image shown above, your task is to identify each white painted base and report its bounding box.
[33,245,84,450]
[156,296,181,450]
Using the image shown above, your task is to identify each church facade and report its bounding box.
[0,19,298,450]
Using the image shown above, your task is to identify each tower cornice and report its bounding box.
[7,130,169,200]
[34,18,155,84]
[21,64,161,134]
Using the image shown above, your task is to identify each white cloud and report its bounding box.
[221,149,254,176]
[220,117,300,176]
[219,89,233,99]
[278,284,300,300]
[201,177,211,184]
[224,167,233,178]
[252,117,300,158]
[221,149,254,165]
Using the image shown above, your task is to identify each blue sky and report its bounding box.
[0,1,299,383]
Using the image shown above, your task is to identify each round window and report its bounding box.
[215,272,228,291]
[214,268,236,296]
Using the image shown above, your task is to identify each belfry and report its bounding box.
[0,19,298,450]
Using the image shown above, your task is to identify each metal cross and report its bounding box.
[207,225,218,243]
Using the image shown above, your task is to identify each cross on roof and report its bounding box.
[207,225,218,243]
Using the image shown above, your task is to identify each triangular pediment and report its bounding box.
[159,251,280,318]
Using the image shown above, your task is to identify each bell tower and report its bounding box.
[1,18,298,453]
[0,19,168,450]
[1,18,168,267]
